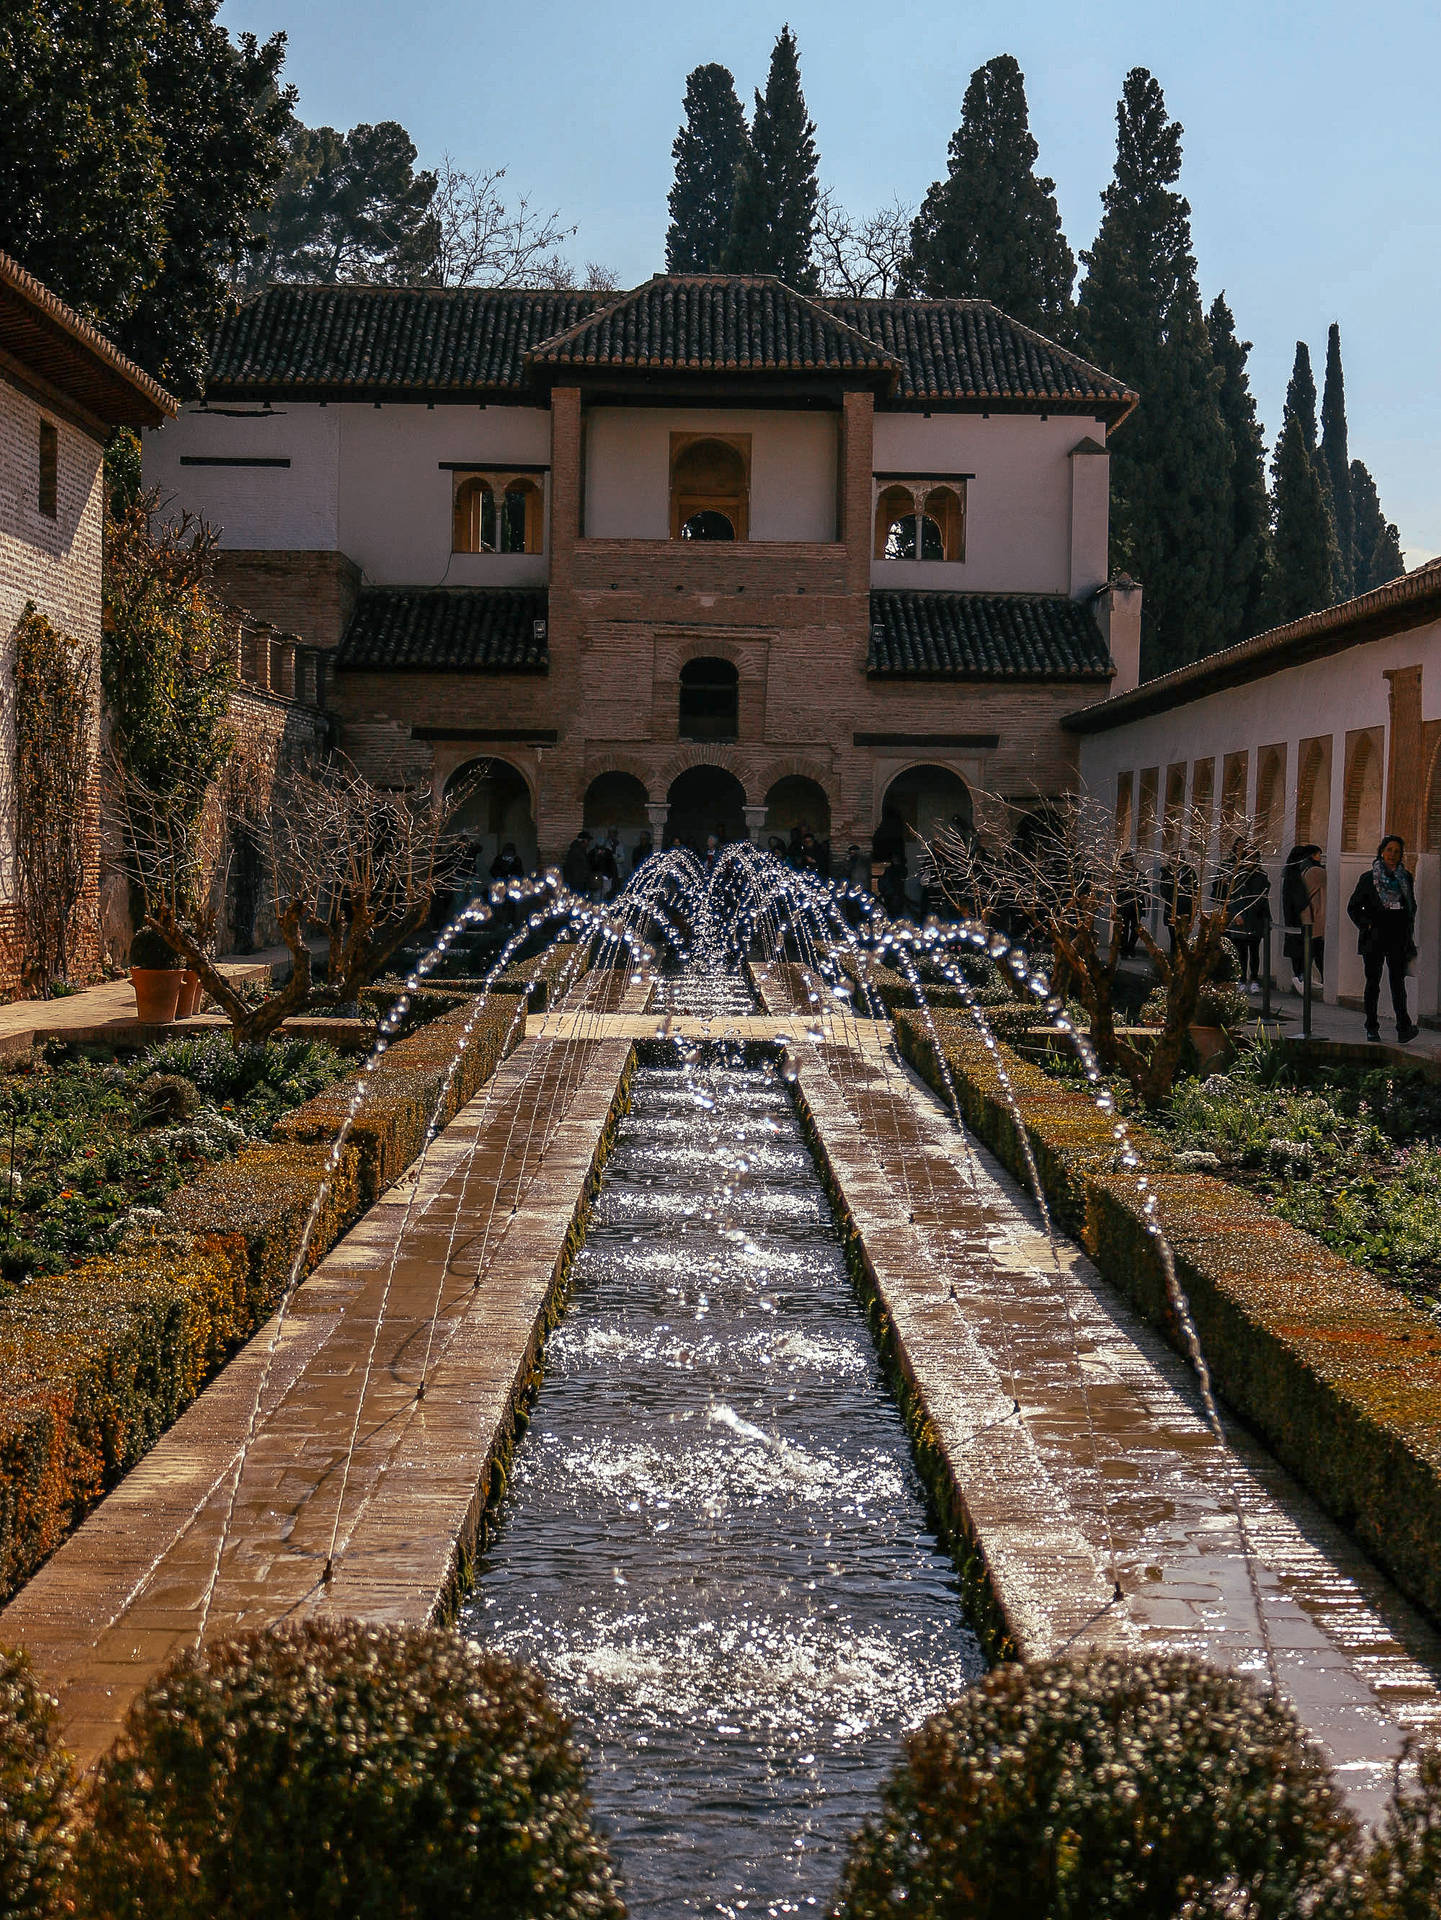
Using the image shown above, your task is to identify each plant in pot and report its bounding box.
[129,927,183,1024]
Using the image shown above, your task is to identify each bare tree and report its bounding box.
[813,191,915,298]
[930,790,1249,1106]
[114,755,472,1045]
[432,156,578,286]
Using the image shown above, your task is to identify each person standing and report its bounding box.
[1281,844,1325,993]
[1347,834,1419,1043]
[1222,842,1272,993]
[1114,852,1145,959]
[562,829,594,898]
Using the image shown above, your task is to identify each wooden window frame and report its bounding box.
[873,478,967,562]
[451,471,544,555]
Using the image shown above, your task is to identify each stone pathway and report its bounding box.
[783,1028,1441,1822]
[0,990,641,1768]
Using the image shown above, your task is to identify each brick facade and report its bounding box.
[212,548,360,652]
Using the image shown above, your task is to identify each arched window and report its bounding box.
[923,486,965,561]
[671,435,749,542]
[678,657,739,742]
[452,477,495,554]
[875,484,917,559]
[499,480,542,554]
[681,509,735,541]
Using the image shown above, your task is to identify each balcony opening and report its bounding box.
[671,434,749,542]
[678,657,739,743]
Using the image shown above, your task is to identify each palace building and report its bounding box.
[145,274,1141,872]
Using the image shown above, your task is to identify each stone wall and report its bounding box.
[212,548,360,651]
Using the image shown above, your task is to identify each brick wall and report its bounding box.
[0,371,106,995]
[212,548,361,651]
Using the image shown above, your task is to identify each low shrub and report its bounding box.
[833,1653,1360,1919]
[1366,1738,1441,1919]
[71,1621,624,1920]
[0,1644,74,1919]
[0,1003,519,1600]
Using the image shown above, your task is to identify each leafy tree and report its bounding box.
[245,116,439,286]
[0,0,291,395]
[666,64,749,272]
[1351,458,1407,592]
[1207,293,1271,641]
[1263,342,1342,625]
[724,26,819,289]
[1321,322,1356,595]
[906,54,1075,338]
[1075,69,1233,675]
[0,0,165,328]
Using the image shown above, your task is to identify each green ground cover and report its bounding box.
[1043,1029,1441,1314]
[0,1035,346,1288]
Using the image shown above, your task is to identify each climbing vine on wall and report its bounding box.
[13,604,94,993]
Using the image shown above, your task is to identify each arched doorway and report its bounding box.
[874,764,973,861]
[764,776,831,849]
[584,771,650,872]
[666,765,746,852]
[444,757,537,877]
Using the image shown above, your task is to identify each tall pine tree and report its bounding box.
[1075,69,1232,676]
[1320,322,1355,596]
[1351,459,1407,591]
[666,64,748,273]
[906,54,1075,338]
[1262,343,1341,625]
[1206,294,1270,642]
[723,26,819,289]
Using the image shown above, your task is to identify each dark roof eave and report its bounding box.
[878,391,1136,424]
[201,381,542,407]
[869,668,1114,684]
[1064,567,1441,733]
[0,249,177,427]
[334,659,549,675]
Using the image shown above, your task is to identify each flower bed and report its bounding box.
[0,1036,347,1290]
[895,1007,1441,1628]
[0,998,522,1601]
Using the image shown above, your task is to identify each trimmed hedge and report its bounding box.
[896,1008,1441,1627]
[0,1642,74,1918]
[0,1001,521,1601]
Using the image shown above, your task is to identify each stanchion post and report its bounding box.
[1302,925,1313,1041]
[1261,922,1272,1019]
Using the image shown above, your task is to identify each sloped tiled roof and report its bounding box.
[206,287,603,396]
[869,590,1112,679]
[825,297,1135,415]
[0,248,177,427]
[335,588,548,672]
[527,275,899,382]
[203,280,1134,417]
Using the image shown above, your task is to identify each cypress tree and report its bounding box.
[906,54,1075,338]
[1350,459,1407,591]
[1263,342,1341,624]
[665,64,749,273]
[1320,322,1355,595]
[723,26,819,289]
[1206,294,1270,641]
[1075,69,1233,676]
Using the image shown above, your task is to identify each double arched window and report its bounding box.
[452,474,544,555]
[873,481,965,563]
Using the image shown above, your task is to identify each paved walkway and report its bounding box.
[0,952,280,1056]
[752,969,1441,1822]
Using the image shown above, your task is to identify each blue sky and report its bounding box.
[220,0,1440,563]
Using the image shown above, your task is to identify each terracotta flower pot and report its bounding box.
[1188,1022,1232,1069]
[174,969,203,1019]
[131,967,183,1025]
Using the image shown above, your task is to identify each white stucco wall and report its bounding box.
[1076,617,1441,1016]
[870,412,1109,596]
[144,401,552,586]
[583,407,839,542]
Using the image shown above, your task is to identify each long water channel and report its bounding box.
[462,975,982,1915]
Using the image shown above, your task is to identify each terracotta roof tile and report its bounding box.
[335,588,548,672]
[869,590,1112,679]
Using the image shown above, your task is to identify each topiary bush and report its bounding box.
[71,1620,624,1920]
[0,1644,74,1919]
[832,1653,1361,1919]
[1366,1738,1441,1919]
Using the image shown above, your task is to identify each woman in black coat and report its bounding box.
[1347,834,1419,1043]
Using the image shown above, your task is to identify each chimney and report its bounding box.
[1095,574,1142,695]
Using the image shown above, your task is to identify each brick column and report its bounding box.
[839,389,874,599]
[548,386,583,590]
[1384,664,1423,849]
